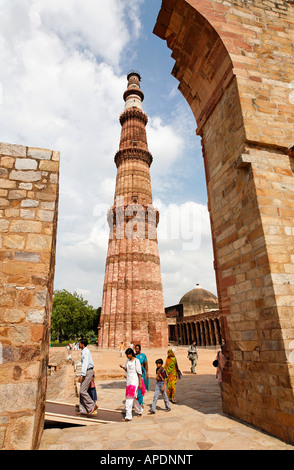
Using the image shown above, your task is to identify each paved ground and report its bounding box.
[40,346,294,451]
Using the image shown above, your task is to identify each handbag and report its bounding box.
[90,371,96,389]
[88,372,97,401]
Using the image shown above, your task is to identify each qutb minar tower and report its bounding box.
[98,72,168,349]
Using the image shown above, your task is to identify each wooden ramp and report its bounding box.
[45,401,123,426]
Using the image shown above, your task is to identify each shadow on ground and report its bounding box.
[98,373,223,415]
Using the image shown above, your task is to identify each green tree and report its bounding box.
[51,289,98,342]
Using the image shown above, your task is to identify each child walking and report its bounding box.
[149,359,171,414]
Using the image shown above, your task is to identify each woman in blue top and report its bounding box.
[135,344,149,407]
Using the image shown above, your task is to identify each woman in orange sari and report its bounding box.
[164,349,179,403]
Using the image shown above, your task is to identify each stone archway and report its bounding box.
[154,0,294,444]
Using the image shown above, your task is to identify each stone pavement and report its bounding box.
[40,346,294,450]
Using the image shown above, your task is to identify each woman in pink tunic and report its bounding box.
[119,348,144,421]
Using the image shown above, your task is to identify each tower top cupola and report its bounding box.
[123,70,144,111]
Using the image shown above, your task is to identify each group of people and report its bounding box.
[119,346,181,421]
[67,341,80,351]
[75,338,227,422]
[66,341,80,362]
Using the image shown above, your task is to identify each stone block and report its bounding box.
[20,209,36,220]
[36,210,54,222]
[19,183,33,190]
[9,171,41,183]
[52,151,60,161]
[31,275,48,286]
[14,252,40,263]
[0,168,8,177]
[27,309,45,323]
[26,234,52,251]
[0,219,9,232]
[3,235,25,249]
[36,290,48,308]
[5,208,20,218]
[0,198,9,207]
[27,148,52,160]
[0,179,16,189]
[40,201,55,210]
[38,160,59,172]
[0,143,26,158]
[0,289,16,307]
[15,159,38,170]
[3,309,26,324]
[8,190,27,200]
[0,383,38,413]
[30,325,44,342]
[10,220,42,233]
[0,428,5,449]
[21,199,39,208]
[8,325,30,344]
[19,345,41,362]
[1,157,14,168]
[35,190,57,202]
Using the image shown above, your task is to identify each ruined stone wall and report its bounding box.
[154,0,294,443]
[0,143,59,450]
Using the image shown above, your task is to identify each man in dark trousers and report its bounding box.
[77,339,98,415]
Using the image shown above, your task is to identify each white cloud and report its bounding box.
[68,198,216,307]
[155,199,216,305]
[148,116,184,173]
[19,0,141,67]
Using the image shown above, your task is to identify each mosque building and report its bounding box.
[165,284,223,347]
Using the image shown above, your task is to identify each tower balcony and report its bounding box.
[114,148,153,167]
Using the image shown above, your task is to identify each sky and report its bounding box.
[0,0,217,308]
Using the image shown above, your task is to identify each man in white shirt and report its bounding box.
[77,339,97,415]
[188,340,198,374]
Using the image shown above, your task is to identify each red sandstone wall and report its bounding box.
[156,0,294,148]
[154,0,294,444]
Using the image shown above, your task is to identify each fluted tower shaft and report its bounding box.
[98,72,168,349]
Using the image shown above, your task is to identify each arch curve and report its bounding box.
[154,1,235,134]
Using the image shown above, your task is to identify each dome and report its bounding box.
[179,284,218,317]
